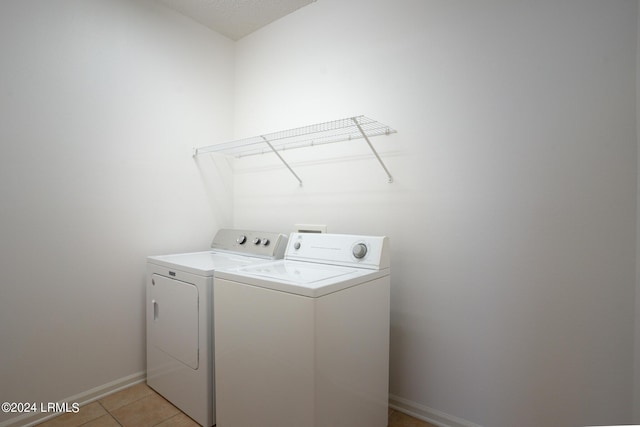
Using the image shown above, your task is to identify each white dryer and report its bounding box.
[213,232,390,427]
[146,229,287,427]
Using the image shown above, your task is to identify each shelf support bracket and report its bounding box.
[261,136,303,186]
[352,117,394,183]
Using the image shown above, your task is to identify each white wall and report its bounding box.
[232,1,638,426]
[0,1,234,424]
[0,1,637,426]
[636,1,640,421]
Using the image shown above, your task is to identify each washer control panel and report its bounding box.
[211,229,288,259]
[286,233,389,270]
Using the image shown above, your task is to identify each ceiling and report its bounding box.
[158,0,316,41]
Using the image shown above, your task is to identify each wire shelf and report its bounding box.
[193,116,396,185]
[195,116,395,157]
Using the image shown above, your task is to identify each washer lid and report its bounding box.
[216,260,389,297]
[239,262,354,284]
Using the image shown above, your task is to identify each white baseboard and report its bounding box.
[389,394,483,427]
[0,371,146,427]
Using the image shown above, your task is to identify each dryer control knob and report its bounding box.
[352,243,368,259]
[294,242,301,250]
[253,237,261,245]
[237,235,247,244]
[261,239,270,246]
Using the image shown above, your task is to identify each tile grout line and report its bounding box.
[150,412,184,427]
[102,394,147,426]
[102,389,156,415]
[104,388,181,427]
[97,400,124,427]
[72,401,122,427]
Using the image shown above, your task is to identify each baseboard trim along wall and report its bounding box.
[389,394,483,427]
[0,371,146,427]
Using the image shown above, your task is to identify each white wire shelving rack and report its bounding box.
[193,116,397,186]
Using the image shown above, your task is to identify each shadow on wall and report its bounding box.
[193,153,234,228]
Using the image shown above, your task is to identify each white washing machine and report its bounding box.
[146,229,288,427]
[213,232,390,427]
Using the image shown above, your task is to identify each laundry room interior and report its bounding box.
[1,1,640,427]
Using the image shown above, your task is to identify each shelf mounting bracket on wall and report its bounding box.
[351,117,393,183]
[193,115,396,185]
[261,135,303,186]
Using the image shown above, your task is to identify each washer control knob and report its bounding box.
[352,243,368,259]
[294,241,301,250]
[253,237,261,245]
[236,235,247,245]
[261,238,270,246]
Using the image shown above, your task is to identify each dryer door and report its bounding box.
[149,274,199,369]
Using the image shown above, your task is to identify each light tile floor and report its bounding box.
[36,383,436,427]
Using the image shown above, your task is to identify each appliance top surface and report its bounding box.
[238,260,357,284]
[215,260,389,297]
[147,250,273,275]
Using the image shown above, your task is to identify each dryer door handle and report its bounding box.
[153,299,159,321]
